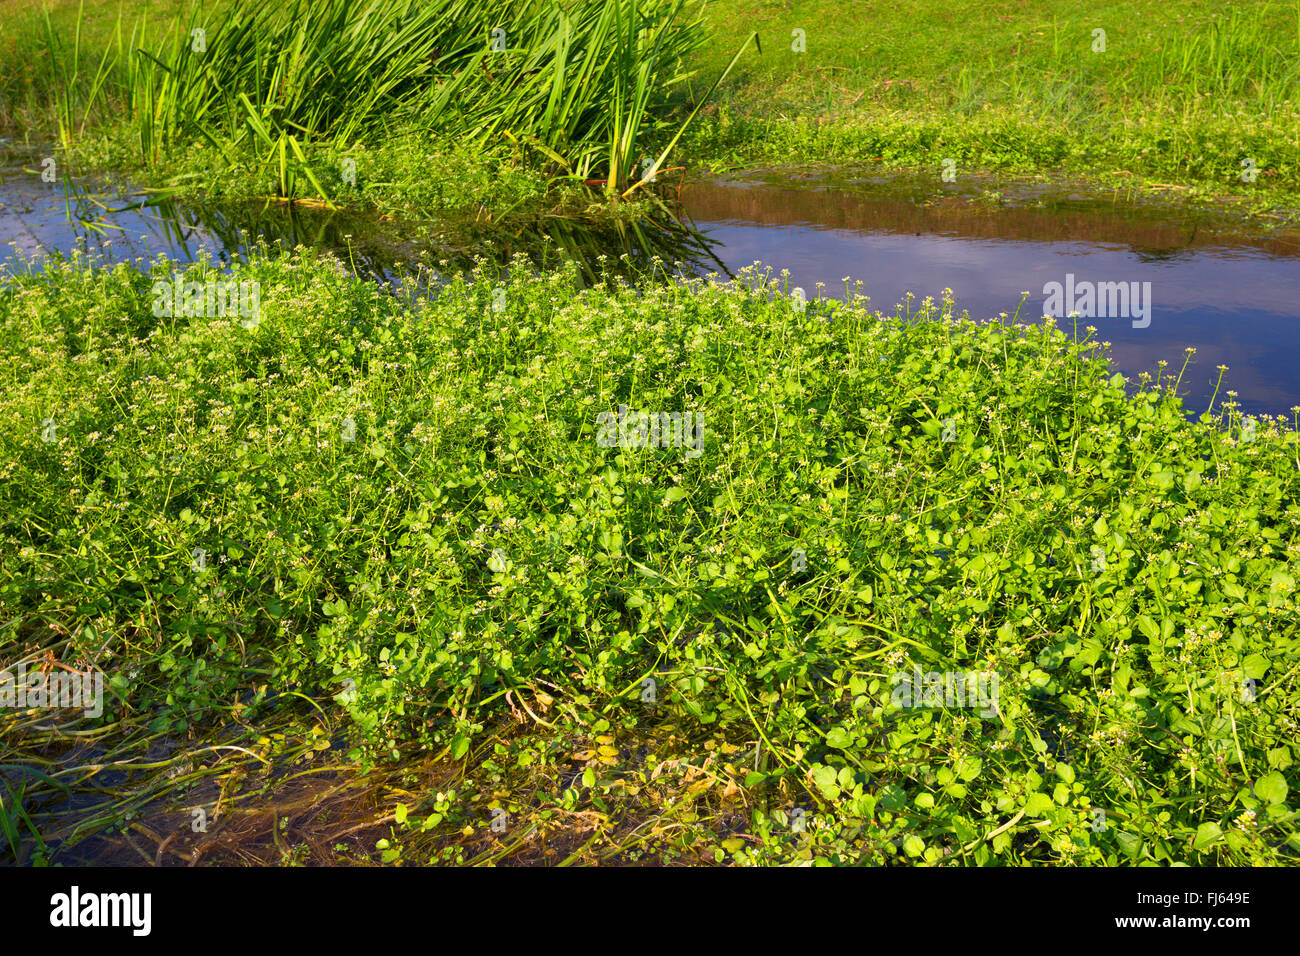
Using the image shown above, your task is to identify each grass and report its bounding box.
[682,0,1300,207]
[4,0,1298,216]
[2,247,1298,865]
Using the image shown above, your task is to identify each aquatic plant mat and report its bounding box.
[2,248,1298,865]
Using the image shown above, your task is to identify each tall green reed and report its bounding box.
[34,0,754,201]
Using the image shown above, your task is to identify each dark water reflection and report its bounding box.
[0,149,726,287]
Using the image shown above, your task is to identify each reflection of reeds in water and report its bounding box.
[136,189,732,288]
[494,206,733,286]
[144,193,389,274]
[4,160,732,289]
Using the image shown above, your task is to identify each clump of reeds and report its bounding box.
[34,0,756,200]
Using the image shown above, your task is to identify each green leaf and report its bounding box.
[1193,822,1223,850]
[1148,471,1176,491]
[811,764,841,799]
[1242,654,1271,680]
[1024,792,1055,817]
[1255,771,1288,805]
[825,727,852,749]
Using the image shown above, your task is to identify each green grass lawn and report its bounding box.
[683,0,1300,205]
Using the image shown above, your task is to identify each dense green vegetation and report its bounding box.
[2,249,1297,864]
[687,0,1300,209]
[2,0,752,218]
[2,0,1297,868]
[4,0,1297,215]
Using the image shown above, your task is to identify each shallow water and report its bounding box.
[4,153,1298,415]
[0,151,431,279]
[677,170,1300,418]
